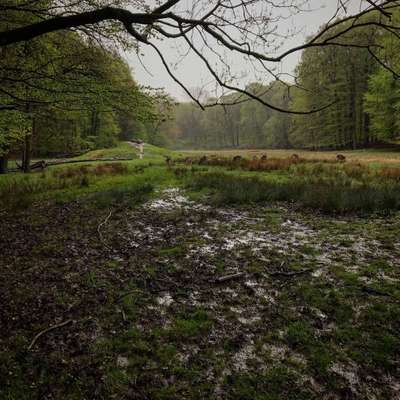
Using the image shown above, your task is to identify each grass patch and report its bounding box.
[224,367,315,400]
[89,181,154,208]
[169,309,213,340]
[183,170,400,213]
[0,164,174,209]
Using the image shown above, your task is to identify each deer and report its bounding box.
[336,154,346,162]
[232,155,242,163]
[199,155,208,165]
[260,154,268,161]
[291,154,300,162]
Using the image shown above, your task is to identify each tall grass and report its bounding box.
[54,163,129,178]
[185,171,400,213]
[0,163,159,209]
[89,182,154,208]
[187,156,400,183]
[189,156,342,171]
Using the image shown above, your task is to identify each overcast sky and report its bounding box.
[125,1,361,100]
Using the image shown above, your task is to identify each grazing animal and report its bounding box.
[260,154,268,161]
[184,157,193,165]
[252,155,258,161]
[199,155,208,165]
[291,154,300,162]
[232,155,242,162]
[337,154,346,162]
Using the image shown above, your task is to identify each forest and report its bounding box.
[1,1,400,400]
[0,10,172,174]
[171,11,400,150]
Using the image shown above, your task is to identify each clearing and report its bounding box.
[1,144,399,399]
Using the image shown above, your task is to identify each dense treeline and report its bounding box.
[170,11,400,150]
[0,1,171,173]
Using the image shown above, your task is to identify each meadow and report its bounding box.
[1,143,400,399]
[183,147,400,166]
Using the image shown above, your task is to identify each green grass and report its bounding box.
[4,143,400,213]
[0,166,174,209]
[78,141,174,160]
[169,309,213,340]
[182,169,400,213]
[76,141,137,159]
[0,143,178,209]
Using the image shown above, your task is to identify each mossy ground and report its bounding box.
[1,145,400,399]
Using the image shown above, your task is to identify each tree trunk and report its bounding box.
[0,155,8,174]
[90,108,99,136]
[22,117,35,173]
[363,112,370,147]
[22,134,32,173]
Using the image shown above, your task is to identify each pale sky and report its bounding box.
[125,1,362,100]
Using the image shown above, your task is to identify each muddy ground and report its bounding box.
[1,189,399,399]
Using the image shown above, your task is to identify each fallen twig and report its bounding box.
[242,281,257,294]
[361,286,391,297]
[97,209,113,249]
[28,319,73,351]
[267,268,311,277]
[120,308,127,322]
[214,272,245,283]
[115,288,143,303]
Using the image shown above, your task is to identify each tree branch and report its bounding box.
[0,7,156,46]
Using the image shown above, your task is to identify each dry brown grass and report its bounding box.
[378,167,400,181]
[188,156,344,171]
[55,163,128,179]
[181,149,400,165]
[247,158,293,171]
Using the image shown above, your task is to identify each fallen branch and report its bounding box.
[28,319,73,351]
[267,268,311,277]
[115,288,143,303]
[361,286,391,297]
[119,307,127,322]
[214,272,245,283]
[10,157,134,172]
[242,281,257,295]
[46,157,133,167]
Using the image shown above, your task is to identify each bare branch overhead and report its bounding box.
[1,0,400,113]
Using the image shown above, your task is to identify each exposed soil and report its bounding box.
[1,189,399,399]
